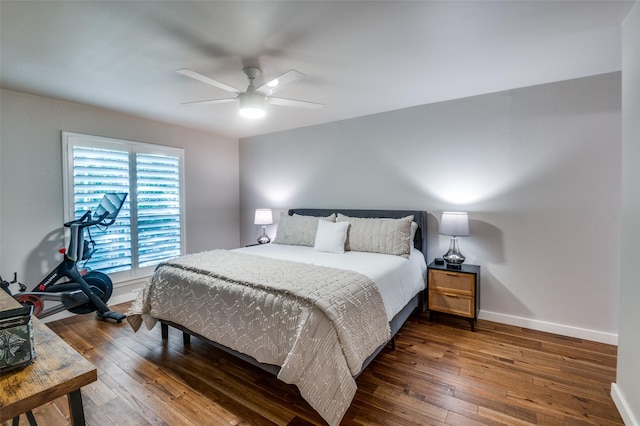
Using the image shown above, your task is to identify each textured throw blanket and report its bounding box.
[127,250,391,425]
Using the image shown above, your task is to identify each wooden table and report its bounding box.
[0,290,97,425]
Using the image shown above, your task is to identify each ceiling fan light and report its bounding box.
[239,106,266,119]
[239,92,266,119]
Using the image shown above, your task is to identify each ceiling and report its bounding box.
[0,1,634,139]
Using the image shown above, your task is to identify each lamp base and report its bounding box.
[257,226,271,244]
[443,236,465,266]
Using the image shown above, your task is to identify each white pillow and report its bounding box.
[314,220,350,254]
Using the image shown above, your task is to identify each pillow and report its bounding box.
[336,214,414,258]
[314,220,350,254]
[272,213,336,246]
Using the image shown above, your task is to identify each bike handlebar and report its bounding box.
[63,210,111,228]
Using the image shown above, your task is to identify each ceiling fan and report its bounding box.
[177,67,323,119]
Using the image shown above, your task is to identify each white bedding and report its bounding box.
[235,244,427,321]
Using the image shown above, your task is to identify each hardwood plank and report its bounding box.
[12,302,622,426]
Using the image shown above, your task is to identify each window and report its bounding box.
[62,132,184,283]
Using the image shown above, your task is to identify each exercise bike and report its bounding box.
[1,193,128,323]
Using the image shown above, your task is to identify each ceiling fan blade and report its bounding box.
[177,68,240,94]
[181,98,237,106]
[267,97,324,109]
[256,69,305,95]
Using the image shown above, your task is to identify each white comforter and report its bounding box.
[127,246,426,425]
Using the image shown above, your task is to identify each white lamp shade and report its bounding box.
[254,209,273,225]
[239,92,266,119]
[439,212,470,237]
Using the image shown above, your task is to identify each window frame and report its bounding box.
[62,131,186,283]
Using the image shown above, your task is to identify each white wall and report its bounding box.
[0,89,240,302]
[240,73,621,344]
[612,3,640,425]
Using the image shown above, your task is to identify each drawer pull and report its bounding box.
[444,293,458,298]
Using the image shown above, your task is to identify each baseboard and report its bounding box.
[478,310,618,345]
[611,383,639,426]
[108,290,140,306]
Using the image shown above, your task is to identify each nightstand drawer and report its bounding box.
[428,291,474,318]
[428,270,474,295]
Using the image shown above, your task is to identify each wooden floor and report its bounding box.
[4,303,622,426]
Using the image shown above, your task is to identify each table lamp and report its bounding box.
[254,209,273,244]
[439,212,470,268]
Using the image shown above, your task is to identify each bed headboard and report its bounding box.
[288,208,428,262]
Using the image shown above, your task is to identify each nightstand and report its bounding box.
[427,262,481,331]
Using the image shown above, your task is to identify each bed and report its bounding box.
[127,208,428,425]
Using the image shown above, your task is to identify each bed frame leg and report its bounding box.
[161,322,168,340]
[183,332,191,345]
[420,290,428,313]
[391,336,396,351]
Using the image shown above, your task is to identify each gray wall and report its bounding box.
[0,89,240,300]
[240,73,622,344]
[613,2,640,424]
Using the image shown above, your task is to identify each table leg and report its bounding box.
[67,389,86,426]
[11,411,36,426]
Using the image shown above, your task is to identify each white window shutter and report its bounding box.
[64,133,184,281]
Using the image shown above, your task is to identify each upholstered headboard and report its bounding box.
[288,208,428,262]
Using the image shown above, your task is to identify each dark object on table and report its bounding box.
[0,305,36,374]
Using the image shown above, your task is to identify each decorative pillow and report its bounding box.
[272,213,336,246]
[411,221,418,242]
[336,214,414,258]
[314,220,350,254]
